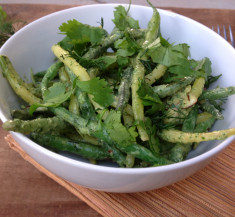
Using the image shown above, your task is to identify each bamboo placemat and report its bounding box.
[5,134,235,217]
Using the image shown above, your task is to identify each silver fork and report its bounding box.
[212,25,235,48]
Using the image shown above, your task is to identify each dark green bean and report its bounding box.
[118,143,171,166]
[2,116,72,135]
[168,143,192,162]
[76,88,97,121]
[152,77,194,98]
[83,29,145,60]
[144,0,160,44]
[116,67,133,112]
[41,61,63,97]
[199,86,235,100]
[11,108,53,120]
[30,133,109,160]
[200,100,224,120]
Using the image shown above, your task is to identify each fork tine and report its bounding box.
[229,25,234,48]
[212,25,234,48]
[223,25,227,41]
[217,25,221,35]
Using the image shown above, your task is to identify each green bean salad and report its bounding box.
[1,1,235,167]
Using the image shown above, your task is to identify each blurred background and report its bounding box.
[0,0,235,9]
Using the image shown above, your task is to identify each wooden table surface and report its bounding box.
[0,4,235,217]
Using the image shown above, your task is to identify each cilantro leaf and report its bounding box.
[59,19,106,45]
[117,56,129,66]
[147,43,190,67]
[112,5,140,31]
[57,36,73,51]
[103,110,137,147]
[171,43,190,58]
[76,77,114,107]
[43,82,71,102]
[166,58,205,81]
[137,81,163,115]
[148,41,209,82]
[165,57,211,82]
[114,32,140,57]
[29,82,73,114]
[114,32,140,66]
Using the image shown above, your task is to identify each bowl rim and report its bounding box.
[1,3,235,174]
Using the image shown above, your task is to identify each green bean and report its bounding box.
[68,72,94,120]
[169,143,192,162]
[41,61,63,97]
[65,65,77,82]
[184,77,205,108]
[194,116,216,133]
[52,44,91,81]
[2,116,72,135]
[131,58,149,141]
[30,133,109,160]
[116,67,133,112]
[66,65,81,116]
[11,109,34,120]
[0,55,42,104]
[127,28,146,38]
[83,29,145,59]
[152,77,194,98]
[76,88,97,121]
[159,128,235,144]
[200,100,224,120]
[199,86,235,100]
[83,30,124,59]
[145,64,167,85]
[65,132,100,146]
[50,107,96,135]
[11,108,53,120]
[118,143,171,166]
[69,94,80,115]
[126,154,135,168]
[58,66,70,82]
[144,0,160,45]
[92,126,127,167]
[123,104,134,127]
[102,141,126,167]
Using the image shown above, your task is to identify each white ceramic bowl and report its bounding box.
[0,4,235,193]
